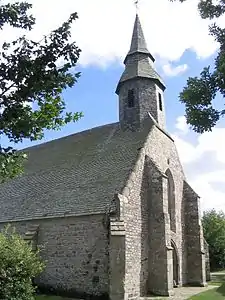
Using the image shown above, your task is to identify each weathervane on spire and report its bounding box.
[134,0,139,12]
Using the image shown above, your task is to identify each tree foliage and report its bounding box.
[0,1,82,181]
[170,0,225,133]
[0,225,45,300]
[202,209,225,271]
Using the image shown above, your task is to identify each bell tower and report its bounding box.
[116,13,166,131]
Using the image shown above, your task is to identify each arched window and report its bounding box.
[165,169,176,232]
[128,89,135,108]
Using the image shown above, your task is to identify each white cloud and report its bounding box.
[173,135,199,164]
[189,172,225,214]
[1,0,225,67]
[197,129,225,164]
[173,116,225,213]
[175,115,189,135]
[163,63,188,77]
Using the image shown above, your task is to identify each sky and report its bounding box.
[1,0,225,213]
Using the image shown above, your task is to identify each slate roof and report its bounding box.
[125,14,155,63]
[0,123,150,222]
[116,14,165,94]
[117,55,165,92]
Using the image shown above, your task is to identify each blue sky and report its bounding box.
[18,49,216,146]
[2,0,225,213]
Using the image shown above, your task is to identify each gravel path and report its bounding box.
[140,285,218,300]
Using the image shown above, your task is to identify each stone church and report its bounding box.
[0,13,208,300]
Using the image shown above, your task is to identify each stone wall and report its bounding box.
[121,148,146,300]
[140,162,151,296]
[183,181,206,286]
[109,216,126,300]
[120,119,205,298]
[144,119,186,288]
[146,157,173,296]
[0,214,109,299]
[119,120,186,298]
[118,78,165,131]
[204,239,211,281]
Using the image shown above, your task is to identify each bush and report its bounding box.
[0,225,45,300]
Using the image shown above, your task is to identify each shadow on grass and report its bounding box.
[217,282,225,296]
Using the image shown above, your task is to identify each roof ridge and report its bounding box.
[21,122,119,152]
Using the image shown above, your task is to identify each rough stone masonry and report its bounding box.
[0,13,209,300]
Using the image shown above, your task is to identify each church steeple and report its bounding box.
[116,13,166,131]
[124,14,155,64]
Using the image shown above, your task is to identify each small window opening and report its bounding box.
[128,89,135,108]
[158,92,163,111]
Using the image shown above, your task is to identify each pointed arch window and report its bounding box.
[165,169,176,232]
[128,89,135,108]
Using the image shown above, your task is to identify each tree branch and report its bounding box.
[0,82,16,98]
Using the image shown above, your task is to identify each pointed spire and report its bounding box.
[124,13,155,64]
[116,13,165,95]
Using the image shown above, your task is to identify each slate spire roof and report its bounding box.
[125,13,155,63]
[116,13,165,94]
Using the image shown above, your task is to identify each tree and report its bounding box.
[202,209,225,271]
[0,226,45,300]
[170,0,225,134]
[0,1,82,181]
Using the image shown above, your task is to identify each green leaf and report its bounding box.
[202,209,225,270]
[0,1,83,180]
[170,0,225,133]
[0,225,45,300]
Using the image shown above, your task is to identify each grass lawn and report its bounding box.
[211,269,225,273]
[188,282,225,299]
